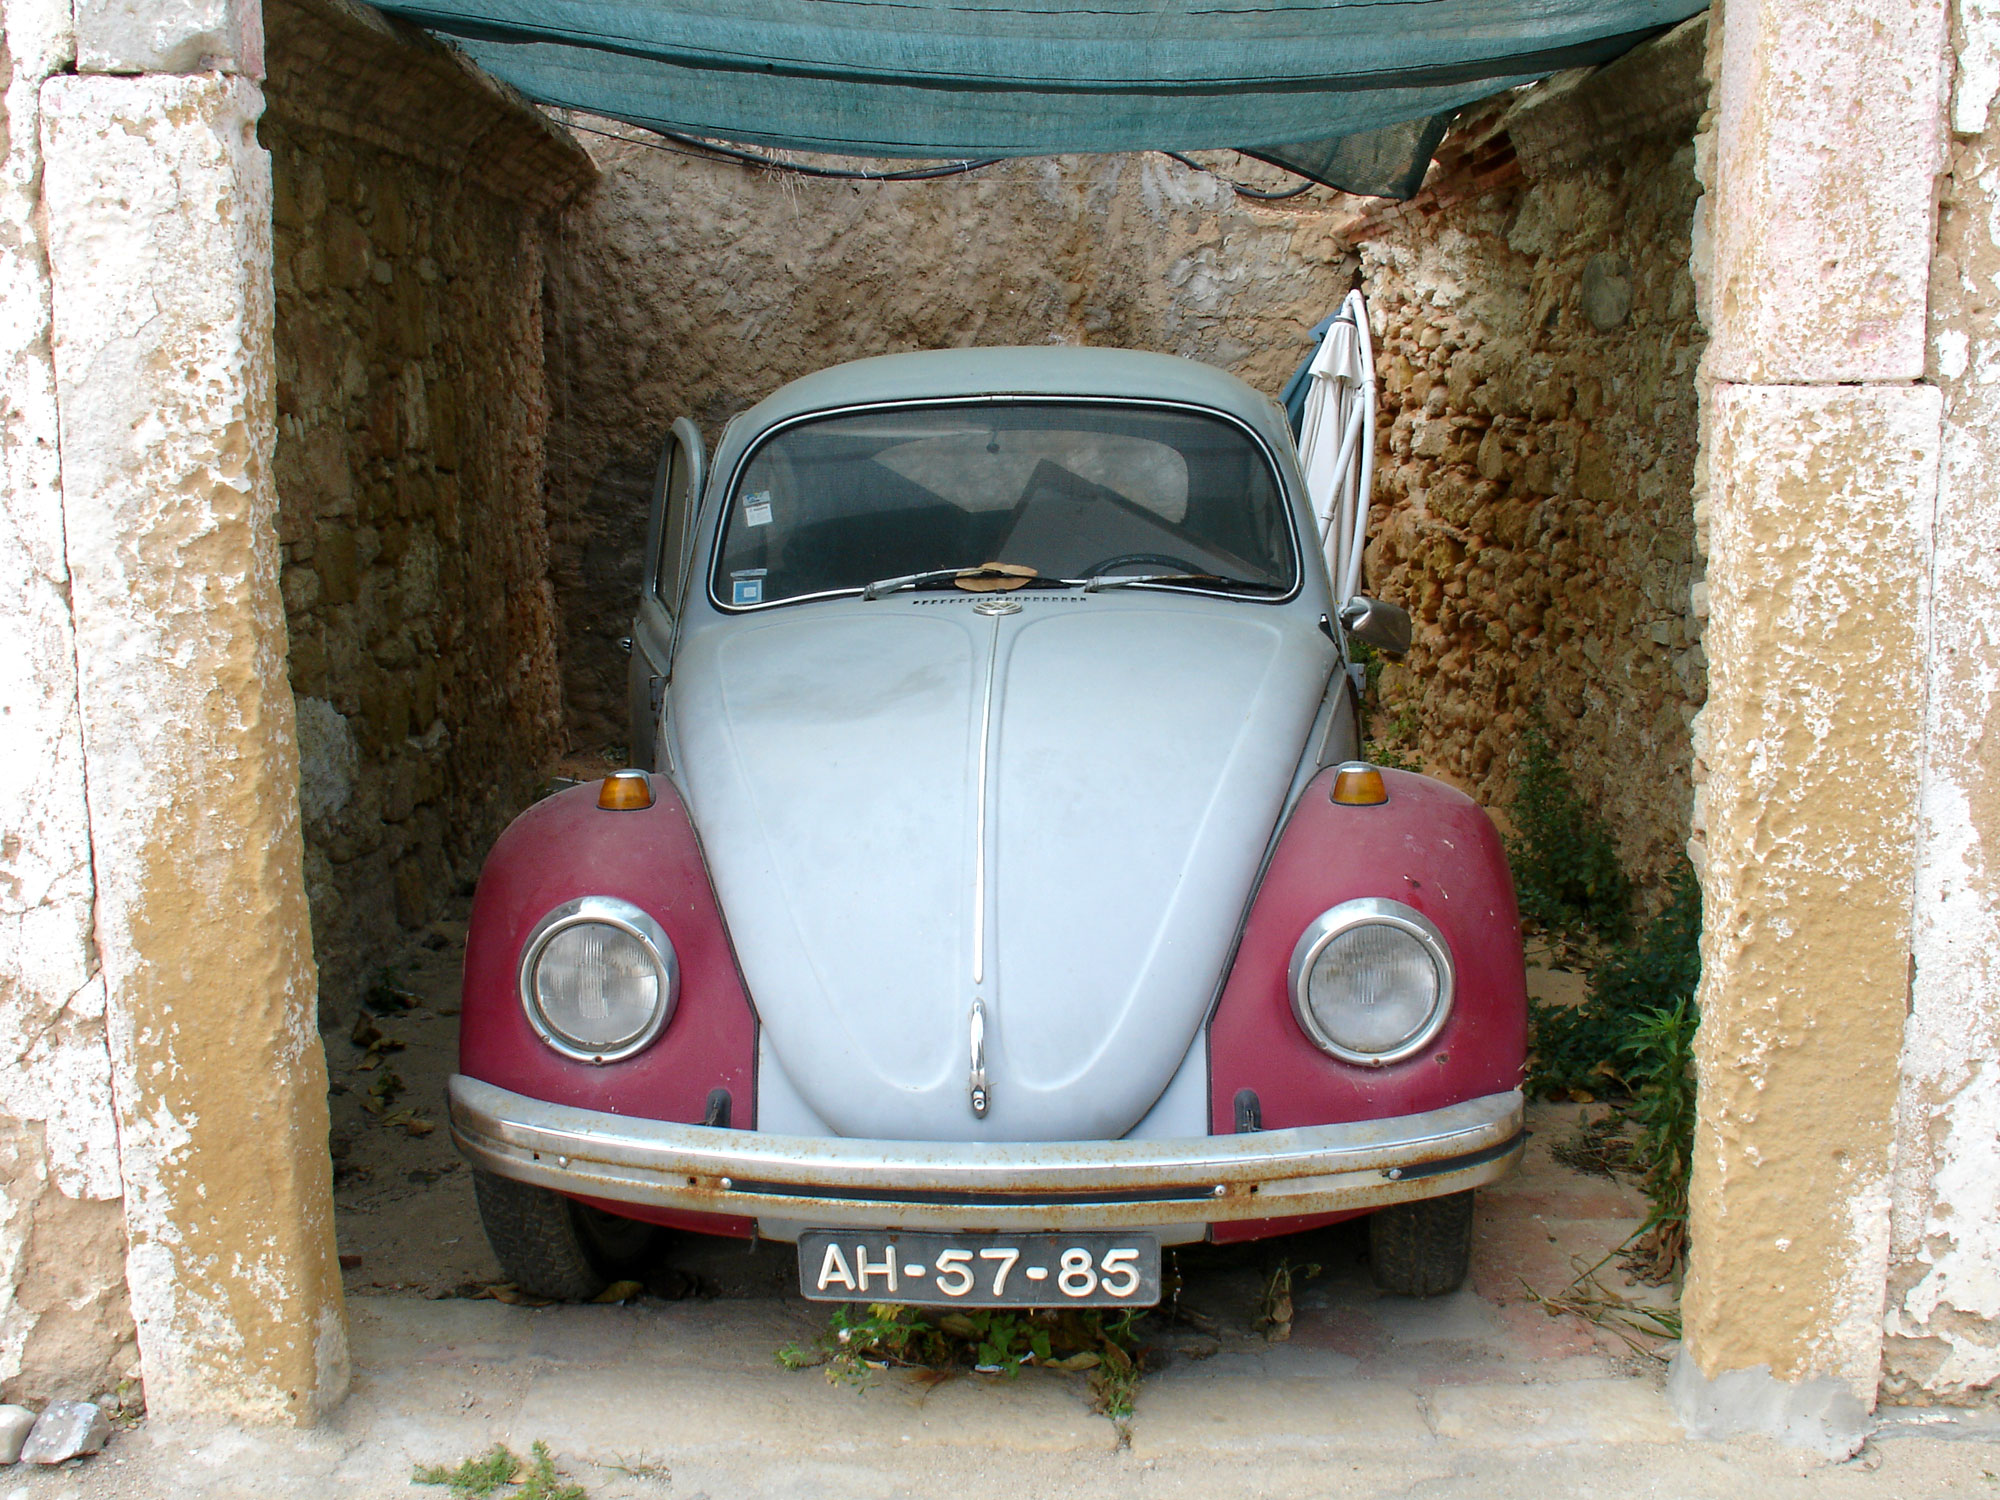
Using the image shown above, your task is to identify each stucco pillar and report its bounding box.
[40,61,348,1421]
[1673,0,1950,1453]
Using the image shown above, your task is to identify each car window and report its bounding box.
[711,402,1294,608]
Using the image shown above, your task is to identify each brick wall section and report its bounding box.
[262,0,594,1015]
[1344,19,1709,892]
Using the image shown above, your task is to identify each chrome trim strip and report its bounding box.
[449,1075,1523,1231]
[971,607,1002,986]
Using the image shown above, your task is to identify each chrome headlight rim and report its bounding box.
[1287,896,1455,1067]
[517,895,678,1064]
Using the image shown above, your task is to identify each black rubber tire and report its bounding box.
[472,1170,664,1301]
[1368,1191,1475,1297]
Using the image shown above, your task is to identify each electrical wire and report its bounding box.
[565,119,1003,180]
[1158,151,1322,200]
[563,117,1326,197]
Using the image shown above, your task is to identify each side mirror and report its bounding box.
[1338,596,1412,656]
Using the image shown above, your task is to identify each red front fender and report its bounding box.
[1208,767,1528,1135]
[461,780,759,1131]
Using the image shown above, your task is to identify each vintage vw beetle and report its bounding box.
[450,347,1527,1308]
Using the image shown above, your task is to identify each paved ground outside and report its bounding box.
[10,915,1996,1497]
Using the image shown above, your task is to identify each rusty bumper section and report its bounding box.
[448,1075,1525,1231]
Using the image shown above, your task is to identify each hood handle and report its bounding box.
[969,1001,990,1118]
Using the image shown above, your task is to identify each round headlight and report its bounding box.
[518,896,677,1063]
[1288,898,1453,1066]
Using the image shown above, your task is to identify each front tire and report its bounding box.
[473,1169,664,1300]
[1368,1191,1475,1297]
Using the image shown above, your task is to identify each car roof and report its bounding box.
[734,346,1292,447]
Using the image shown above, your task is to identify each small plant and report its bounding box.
[1620,994,1699,1276]
[1528,862,1702,1274]
[1086,1314,1143,1422]
[1530,864,1700,1100]
[413,1442,585,1500]
[1505,720,1632,944]
[776,1302,1151,1418]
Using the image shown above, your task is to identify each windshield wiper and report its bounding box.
[1082,572,1286,594]
[861,564,1075,600]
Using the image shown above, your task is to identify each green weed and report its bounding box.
[1531,863,1700,1099]
[1527,863,1702,1275]
[1505,720,1632,944]
[777,1302,1151,1418]
[1505,713,1700,1273]
[1619,993,1699,1273]
[412,1442,584,1500]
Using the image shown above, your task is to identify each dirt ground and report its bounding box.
[16,927,1996,1497]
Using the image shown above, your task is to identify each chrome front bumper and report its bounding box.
[449,1075,1525,1232]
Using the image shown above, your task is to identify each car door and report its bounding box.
[627,417,705,770]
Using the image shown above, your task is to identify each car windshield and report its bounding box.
[711,401,1295,608]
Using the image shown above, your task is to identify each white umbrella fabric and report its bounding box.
[1295,289,1377,606]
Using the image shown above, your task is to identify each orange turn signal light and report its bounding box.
[1330,762,1388,807]
[598,770,655,811]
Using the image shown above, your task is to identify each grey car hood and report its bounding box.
[671,592,1331,1142]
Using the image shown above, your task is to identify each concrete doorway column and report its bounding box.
[40,0,348,1422]
[1675,0,1950,1446]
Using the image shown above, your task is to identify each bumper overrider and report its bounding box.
[449,1075,1525,1232]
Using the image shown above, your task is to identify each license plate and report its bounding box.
[797,1230,1161,1308]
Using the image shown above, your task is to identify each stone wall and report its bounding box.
[545,136,1358,749]
[262,0,593,1014]
[1344,19,1710,894]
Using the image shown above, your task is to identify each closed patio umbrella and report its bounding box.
[1296,289,1377,606]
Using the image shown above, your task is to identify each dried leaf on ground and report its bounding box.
[358,1071,405,1116]
[376,1108,435,1137]
[1046,1351,1100,1372]
[1253,1259,1319,1343]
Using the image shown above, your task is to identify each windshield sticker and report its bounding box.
[743,491,774,527]
[729,569,767,607]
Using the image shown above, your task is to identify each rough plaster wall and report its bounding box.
[265,109,570,1017]
[42,70,346,1422]
[0,0,136,1403]
[1886,0,2000,1399]
[1346,100,1706,891]
[1684,385,1937,1400]
[545,138,1357,748]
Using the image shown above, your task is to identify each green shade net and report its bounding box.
[375,0,1707,199]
